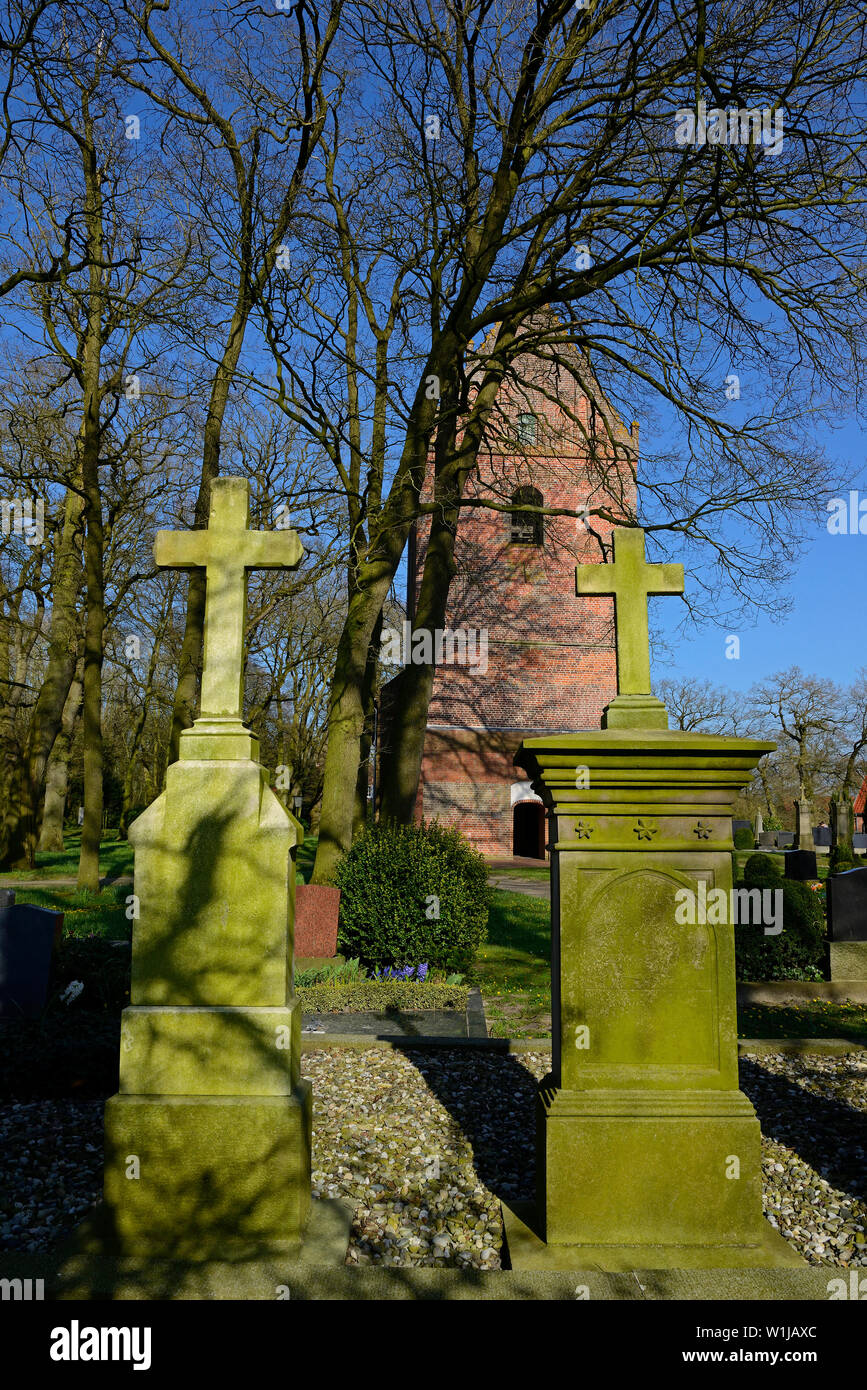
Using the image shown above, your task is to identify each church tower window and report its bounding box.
[516,411,537,445]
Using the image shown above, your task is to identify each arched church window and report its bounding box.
[510,485,544,545]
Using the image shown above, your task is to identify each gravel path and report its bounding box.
[1,1050,864,1268]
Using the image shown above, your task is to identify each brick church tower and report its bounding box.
[384,336,638,860]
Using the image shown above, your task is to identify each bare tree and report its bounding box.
[260,0,867,877]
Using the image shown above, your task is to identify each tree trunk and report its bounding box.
[76,419,105,892]
[377,505,459,824]
[76,113,106,894]
[2,484,84,868]
[117,608,170,839]
[38,662,83,853]
[311,583,391,883]
[352,611,383,838]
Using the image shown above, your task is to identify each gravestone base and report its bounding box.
[829,941,867,983]
[501,1201,803,1271]
[103,1087,312,1261]
[535,1086,765,1250]
[57,1192,352,1287]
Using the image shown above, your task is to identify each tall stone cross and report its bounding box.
[576,526,683,728]
[154,476,302,722]
[101,473,322,1261]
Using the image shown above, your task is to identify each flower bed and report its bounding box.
[296,980,469,1013]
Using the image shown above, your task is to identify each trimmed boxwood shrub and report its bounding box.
[334,820,489,972]
[734,875,826,981]
[830,845,858,874]
[733,826,754,850]
[743,852,783,888]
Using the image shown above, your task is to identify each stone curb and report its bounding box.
[738,982,867,1004]
[0,1254,849,1300]
[299,1034,867,1054]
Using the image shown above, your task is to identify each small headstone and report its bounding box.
[813,825,831,847]
[732,818,752,836]
[853,833,867,853]
[784,849,818,881]
[827,868,867,941]
[758,831,776,848]
[77,805,84,826]
[777,831,794,848]
[0,890,64,1019]
[755,811,763,837]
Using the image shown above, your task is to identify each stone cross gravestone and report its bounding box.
[830,793,853,856]
[504,527,801,1270]
[98,477,341,1261]
[794,798,813,852]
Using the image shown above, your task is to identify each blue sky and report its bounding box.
[650,412,866,691]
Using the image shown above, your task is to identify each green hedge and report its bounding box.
[296,980,469,1013]
[334,820,489,972]
[734,869,826,981]
[733,826,754,850]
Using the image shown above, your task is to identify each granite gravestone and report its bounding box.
[503,527,801,1271]
[827,867,867,982]
[0,890,63,1019]
[784,850,818,881]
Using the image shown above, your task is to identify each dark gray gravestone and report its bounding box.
[784,849,818,880]
[827,868,867,942]
[758,832,776,849]
[0,890,63,1018]
[854,834,867,853]
[777,831,795,848]
[813,826,831,847]
[732,819,752,835]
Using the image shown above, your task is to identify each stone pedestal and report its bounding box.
[102,720,313,1260]
[504,719,802,1270]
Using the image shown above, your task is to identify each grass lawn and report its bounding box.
[739,1001,867,1042]
[487,864,551,881]
[475,889,551,1038]
[296,835,318,882]
[0,831,134,882]
[12,884,131,940]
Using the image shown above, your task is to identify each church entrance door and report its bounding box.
[512,801,546,859]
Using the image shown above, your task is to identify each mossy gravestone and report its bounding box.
[99,478,326,1260]
[505,527,802,1270]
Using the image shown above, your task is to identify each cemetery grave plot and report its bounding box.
[1,1047,864,1269]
